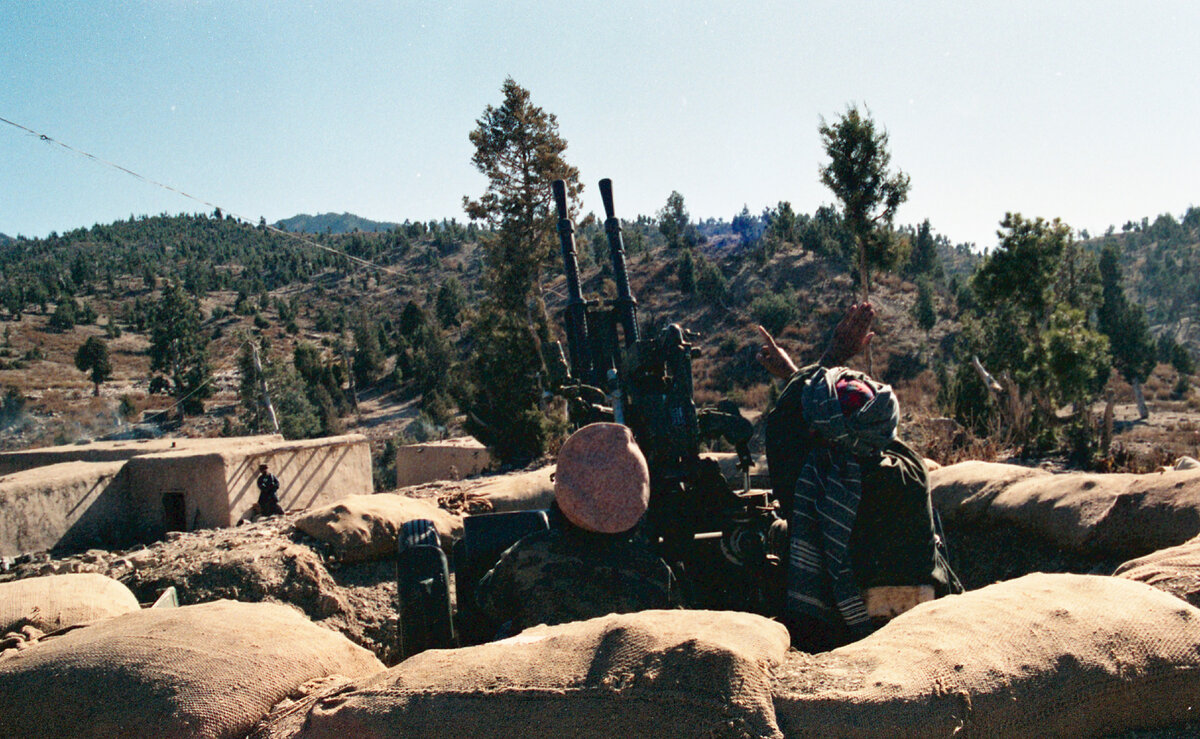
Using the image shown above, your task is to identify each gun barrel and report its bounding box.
[598,178,639,348]
[552,179,591,381]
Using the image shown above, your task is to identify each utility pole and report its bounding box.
[252,343,280,434]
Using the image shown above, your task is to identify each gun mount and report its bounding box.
[551,178,775,569]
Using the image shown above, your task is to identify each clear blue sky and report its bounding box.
[3,1,1198,249]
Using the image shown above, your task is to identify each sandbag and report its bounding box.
[0,573,140,634]
[250,609,791,739]
[0,599,384,739]
[773,573,1200,738]
[928,461,1050,523]
[462,465,556,512]
[931,462,1200,555]
[1115,534,1200,608]
[294,494,462,561]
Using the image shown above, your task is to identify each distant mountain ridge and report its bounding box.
[275,212,400,234]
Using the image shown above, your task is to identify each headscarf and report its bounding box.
[786,366,899,637]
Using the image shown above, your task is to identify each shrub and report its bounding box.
[748,292,796,336]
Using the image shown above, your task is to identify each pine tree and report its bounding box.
[907,219,942,278]
[148,282,211,416]
[1098,244,1157,417]
[352,319,386,387]
[658,191,699,250]
[461,78,579,463]
[819,106,911,302]
[965,214,1111,433]
[913,279,936,334]
[74,336,112,396]
[462,77,581,327]
[435,277,467,328]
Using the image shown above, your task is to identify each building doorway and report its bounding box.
[163,492,187,532]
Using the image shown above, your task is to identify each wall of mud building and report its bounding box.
[395,437,493,488]
[122,435,373,541]
[123,452,230,541]
[0,435,285,476]
[0,461,131,556]
[223,435,373,522]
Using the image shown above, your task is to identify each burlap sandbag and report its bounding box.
[250,609,790,739]
[295,494,462,561]
[773,573,1200,738]
[1115,533,1200,608]
[928,461,1051,523]
[0,573,140,634]
[0,599,384,739]
[932,463,1200,555]
[463,465,556,512]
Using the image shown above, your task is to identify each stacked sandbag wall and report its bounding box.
[0,600,384,739]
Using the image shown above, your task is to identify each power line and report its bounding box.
[154,336,253,421]
[0,115,404,277]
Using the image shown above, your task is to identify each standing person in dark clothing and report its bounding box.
[256,463,285,517]
[475,423,680,637]
[756,303,958,652]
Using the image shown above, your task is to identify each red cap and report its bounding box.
[835,378,875,416]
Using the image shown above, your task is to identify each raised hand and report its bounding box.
[821,302,876,366]
[755,325,798,380]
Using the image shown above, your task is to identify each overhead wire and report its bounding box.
[0,115,404,277]
[0,115,410,421]
[154,336,254,420]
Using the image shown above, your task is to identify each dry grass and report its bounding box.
[903,414,1007,466]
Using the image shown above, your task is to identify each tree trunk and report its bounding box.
[858,241,871,304]
[1102,392,1115,455]
[1133,378,1149,419]
[253,344,280,434]
[858,239,873,375]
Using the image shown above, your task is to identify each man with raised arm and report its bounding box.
[756,303,958,652]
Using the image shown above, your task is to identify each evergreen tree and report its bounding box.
[658,191,699,249]
[731,205,761,245]
[461,78,579,463]
[913,278,936,334]
[48,299,77,331]
[458,309,564,464]
[1097,244,1156,416]
[963,214,1111,434]
[73,336,112,396]
[435,277,467,327]
[352,319,386,386]
[676,249,696,293]
[819,105,911,301]
[238,340,319,439]
[148,282,211,416]
[462,77,581,326]
[907,219,942,279]
[399,300,428,341]
[694,254,727,306]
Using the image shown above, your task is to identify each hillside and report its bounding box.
[0,206,1196,473]
[1082,209,1200,348]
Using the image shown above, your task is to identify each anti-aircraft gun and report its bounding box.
[395,179,780,659]
[549,178,777,572]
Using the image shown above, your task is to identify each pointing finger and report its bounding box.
[756,325,777,348]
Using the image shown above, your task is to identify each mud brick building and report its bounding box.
[0,434,372,557]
